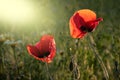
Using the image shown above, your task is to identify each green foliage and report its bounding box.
[0,0,120,80]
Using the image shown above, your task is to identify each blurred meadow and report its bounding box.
[0,0,120,80]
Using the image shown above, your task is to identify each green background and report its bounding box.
[0,0,120,80]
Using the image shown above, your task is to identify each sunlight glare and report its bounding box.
[0,0,35,24]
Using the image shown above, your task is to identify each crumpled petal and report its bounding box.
[69,9,103,38]
[27,45,40,57]
[27,35,56,63]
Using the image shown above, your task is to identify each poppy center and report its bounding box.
[38,51,50,58]
[80,26,93,32]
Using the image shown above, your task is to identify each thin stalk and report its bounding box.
[71,55,80,80]
[12,47,19,80]
[88,34,109,80]
[69,39,80,80]
[44,59,53,80]
[2,47,10,80]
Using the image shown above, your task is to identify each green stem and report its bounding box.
[44,59,53,80]
[12,47,19,79]
[88,34,109,80]
[71,55,80,80]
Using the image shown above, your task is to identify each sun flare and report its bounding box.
[0,0,35,24]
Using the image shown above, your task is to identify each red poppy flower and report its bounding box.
[27,35,56,63]
[69,9,103,38]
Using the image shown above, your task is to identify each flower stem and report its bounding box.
[88,34,109,80]
[44,59,53,80]
[12,47,19,80]
[70,55,80,80]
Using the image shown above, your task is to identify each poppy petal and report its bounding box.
[35,42,50,58]
[27,45,40,57]
[69,13,86,38]
[86,17,103,31]
[27,35,56,63]
[27,45,47,61]
[94,17,103,22]
[38,35,52,54]
[77,9,96,22]
[69,9,103,38]
[40,35,56,63]
[40,57,52,63]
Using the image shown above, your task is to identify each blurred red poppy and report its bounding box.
[69,9,103,38]
[27,35,56,63]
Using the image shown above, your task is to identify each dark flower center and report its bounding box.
[38,51,50,58]
[80,26,93,32]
